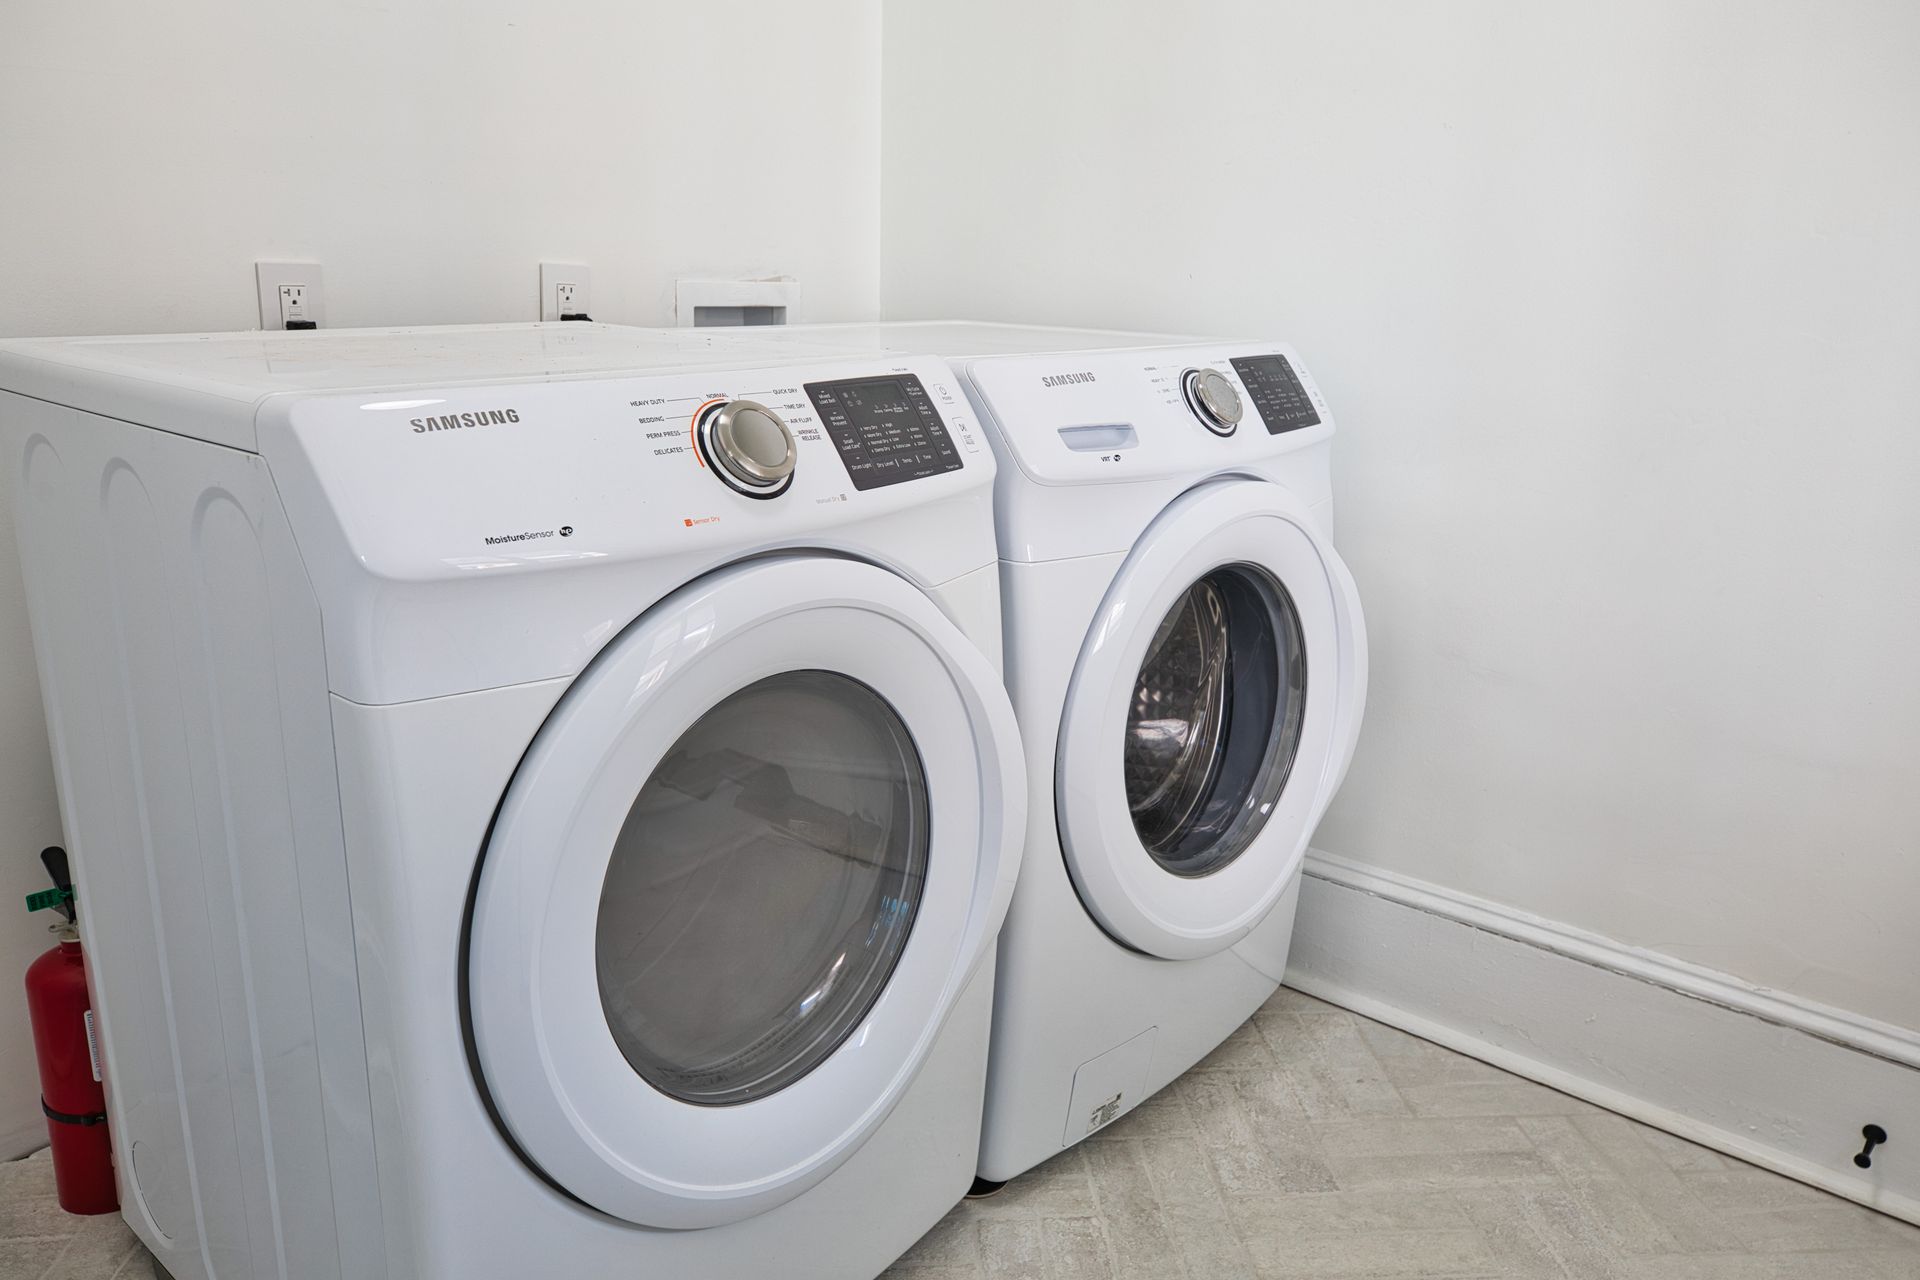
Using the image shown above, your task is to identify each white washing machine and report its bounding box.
[759,322,1368,1183]
[0,323,1026,1278]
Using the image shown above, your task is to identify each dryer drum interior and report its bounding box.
[595,669,930,1107]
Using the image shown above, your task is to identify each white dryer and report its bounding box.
[0,323,1025,1278]
[763,322,1368,1184]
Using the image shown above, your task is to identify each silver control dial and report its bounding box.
[705,399,797,493]
[1183,368,1244,436]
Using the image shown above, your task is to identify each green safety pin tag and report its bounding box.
[25,887,73,914]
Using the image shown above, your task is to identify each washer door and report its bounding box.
[1055,479,1367,960]
[468,556,1024,1229]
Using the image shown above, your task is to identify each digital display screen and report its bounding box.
[804,374,963,491]
[1229,355,1320,435]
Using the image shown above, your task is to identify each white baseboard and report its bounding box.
[1286,850,1920,1226]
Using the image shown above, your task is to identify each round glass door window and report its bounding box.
[594,671,929,1106]
[1123,565,1307,877]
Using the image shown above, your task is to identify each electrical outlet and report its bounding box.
[256,262,325,330]
[540,262,591,322]
[278,284,310,327]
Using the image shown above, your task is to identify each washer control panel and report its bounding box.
[1228,354,1320,435]
[963,341,1332,484]
[805,373,963,491]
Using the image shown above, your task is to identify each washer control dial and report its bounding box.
[1182,368,1244,436]
[700,399,797,496]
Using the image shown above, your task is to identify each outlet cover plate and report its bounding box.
[540,262,591,321]
[256,261,325,330]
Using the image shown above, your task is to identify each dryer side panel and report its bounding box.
[3,394,380,1280]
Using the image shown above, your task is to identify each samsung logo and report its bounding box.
[410,408,521,433]
[1041,372,1097,387]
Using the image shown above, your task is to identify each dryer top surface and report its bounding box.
[0,322,899,450]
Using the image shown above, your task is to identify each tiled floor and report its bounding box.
[4,990,1916,1279]
[882,989,1920,1279]
[0,1151,150,1280]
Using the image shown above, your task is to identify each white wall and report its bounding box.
[0,0,883,1155]
[4,0,1915,1168]
[881,0,1920,1031]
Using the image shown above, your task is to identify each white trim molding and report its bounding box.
[1287,850,1920,1226]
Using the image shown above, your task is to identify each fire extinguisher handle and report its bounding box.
[38,847,75,924]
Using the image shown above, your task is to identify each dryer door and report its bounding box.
[1055,479,1367,960]
[467,556,1024,1229]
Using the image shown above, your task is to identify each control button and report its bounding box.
[703,399,797,495]
[1182,368,1243,436]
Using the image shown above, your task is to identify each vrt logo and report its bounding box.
[558,526,574,537]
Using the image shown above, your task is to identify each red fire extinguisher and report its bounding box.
[24,846,117,1215]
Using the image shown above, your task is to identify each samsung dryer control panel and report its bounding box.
[261,355,989,581]
[805,372,965,490]
[961,342,1333,485]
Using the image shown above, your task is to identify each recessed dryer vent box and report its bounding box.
[675,278,797,327]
